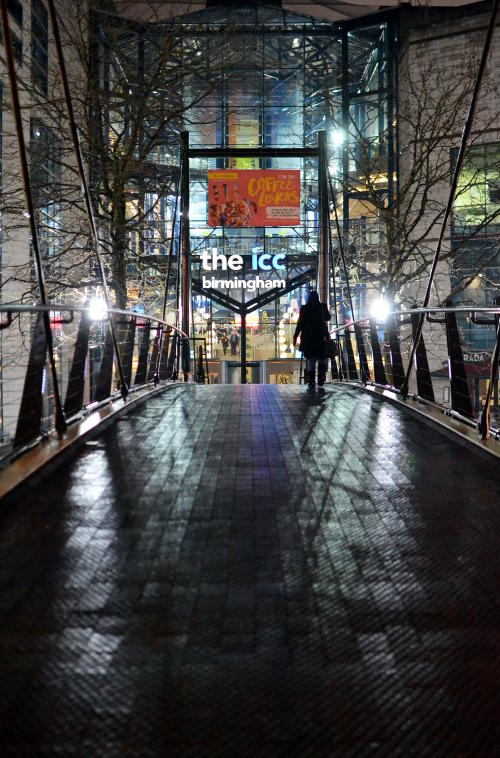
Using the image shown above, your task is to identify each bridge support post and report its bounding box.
[369,320,387,385]
[387,315,405,389]
[180,131,191,380]
[444,300,473,418]
[318,131,329,306]
[64,306,91,416]
[134,320,151,386]
[240,311,247,384]
[410,308,435,402]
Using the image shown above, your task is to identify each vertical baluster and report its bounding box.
[14,313,47,448]
[444,301,473,418]
[121,316,136,388]
[134,321,151,386]
[64,309,90,417]
[369,319,387,385]
[387,315,405,389]
[344,329,358,381]
[158,327,172,380]
[94,321,115,401]
[410,309,435,402]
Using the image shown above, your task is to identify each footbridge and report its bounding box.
[1,0,500,750]
[0,301,499,756]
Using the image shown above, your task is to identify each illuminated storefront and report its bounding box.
[173,2,396,379]
[93,1,397,380]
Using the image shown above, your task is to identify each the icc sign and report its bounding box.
[208,170,301,228]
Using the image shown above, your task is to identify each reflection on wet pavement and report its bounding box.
[0,384,499,756]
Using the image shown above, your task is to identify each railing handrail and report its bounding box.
[0,303,190,342]
[328,305,500,335]
[327,303,500,442]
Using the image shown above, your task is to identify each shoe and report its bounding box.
[305,370,315,387]
[318,370,326,387]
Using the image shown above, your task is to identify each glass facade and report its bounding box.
[174,5,395,361]
[0,1,23,63]
[30,120,62,270]
[32,0,49,95]
[451,143,500,350]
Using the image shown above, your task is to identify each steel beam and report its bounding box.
[188,147,319,159]
[180,131,191,380]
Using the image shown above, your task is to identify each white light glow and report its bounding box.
[331,129,345,147]
[370,297,391,322]
[88,298,108,321]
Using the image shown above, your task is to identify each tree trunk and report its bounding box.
[110,193,128,310]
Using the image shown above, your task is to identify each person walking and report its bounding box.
[221,329,229,356]
[230,328,239,355]
[292,291,331,387]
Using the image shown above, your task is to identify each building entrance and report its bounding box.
[181,133,330,383]
[227,361,263,385]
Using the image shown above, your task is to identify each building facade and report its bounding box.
[0,0,498,418]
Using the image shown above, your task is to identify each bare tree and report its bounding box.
[0,0,226,311]
[328,50,500,310]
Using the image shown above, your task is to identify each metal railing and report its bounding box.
[328,302,500,441]
[0,303,190,464]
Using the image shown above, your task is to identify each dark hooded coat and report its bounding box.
[293,299,331,358]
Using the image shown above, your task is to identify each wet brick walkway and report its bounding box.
[0,384,499,756]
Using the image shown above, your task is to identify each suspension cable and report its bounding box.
[46,0,129,398]
[0,0,67,434]
[401,0,500,397]
[161,174,180,324]
[328,172,368,382]
[156,172,180,376]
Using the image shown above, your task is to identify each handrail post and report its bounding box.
[478,296,500,439]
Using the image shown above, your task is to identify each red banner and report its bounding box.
[208,170,301,227]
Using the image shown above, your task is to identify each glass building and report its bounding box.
[88,1,499,378]
[92,0,396,372]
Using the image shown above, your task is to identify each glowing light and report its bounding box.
[370,297,391,322]
[331,129,345,147]
[88,298,108,321]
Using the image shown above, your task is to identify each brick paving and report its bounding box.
[0,384,499,757]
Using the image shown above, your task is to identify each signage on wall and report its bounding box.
[208,170,301,227]
[200,248,286,292]
[463,350,493,378]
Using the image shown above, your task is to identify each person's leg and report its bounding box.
[306,357,316,386]
[317,357,328,386]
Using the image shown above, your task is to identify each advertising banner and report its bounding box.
[208,170,301,227]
